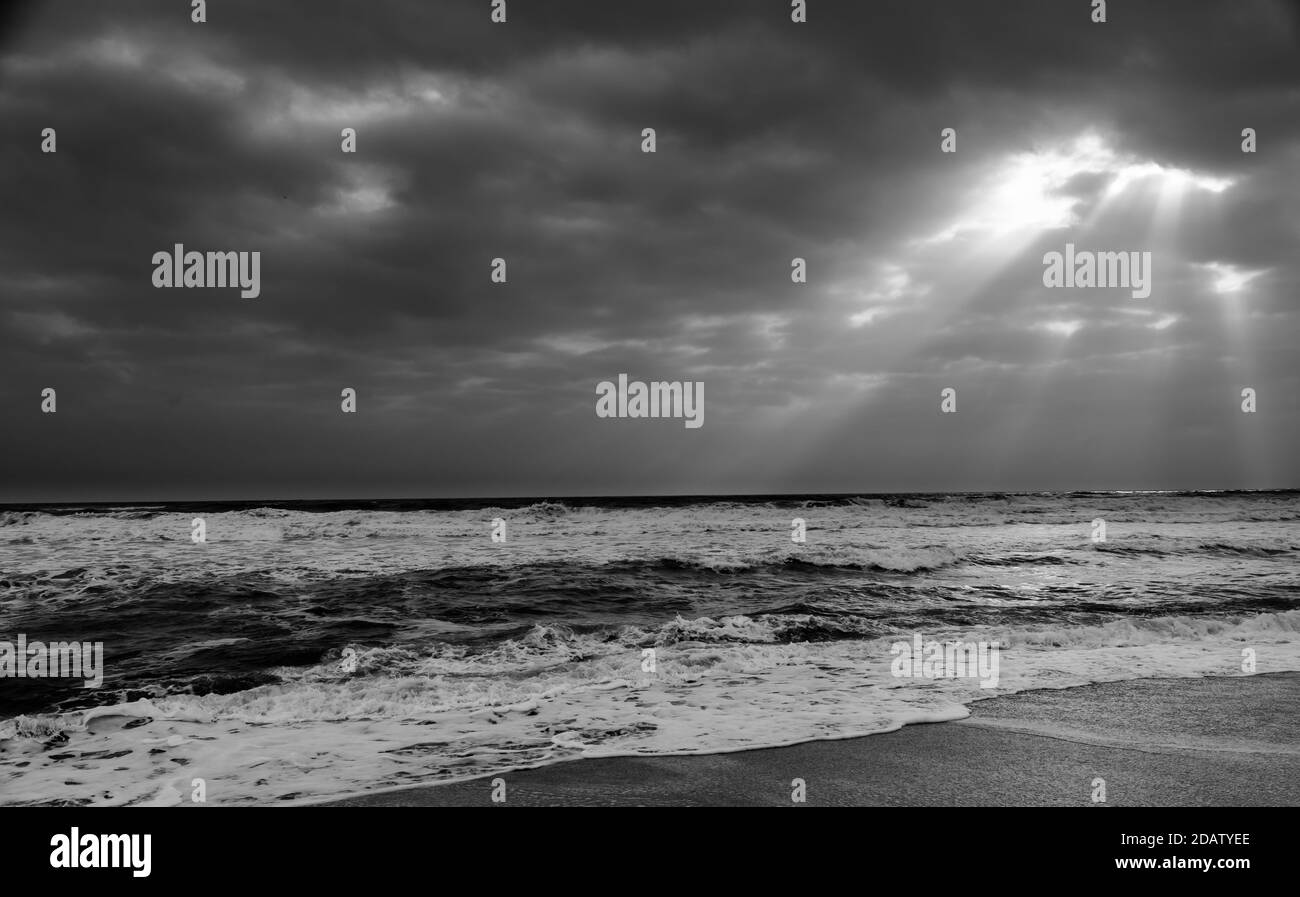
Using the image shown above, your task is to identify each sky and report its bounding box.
[1,0,1298,501]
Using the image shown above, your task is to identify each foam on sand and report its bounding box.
[2,610,1296,805]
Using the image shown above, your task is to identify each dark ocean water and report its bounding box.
[1,491,1297,804]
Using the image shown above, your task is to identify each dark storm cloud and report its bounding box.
[1,0,1297,500]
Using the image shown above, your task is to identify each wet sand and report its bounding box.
[315,672,1300,806]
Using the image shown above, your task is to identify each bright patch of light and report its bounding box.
[1148,314,1178,330]
[316,167,399,216]
[87,35,146,69]
[755,314,790,350]
[922,132,1236,244]
[1036,320,1084,337]
[1199,262,1267,295]
[825,372,889,392]
[838,263,926,326]
[335,185,392,214]
[538,333,619,356]
[266,71,451,134]
[1105,162,1234,198]
[849,307,890,327]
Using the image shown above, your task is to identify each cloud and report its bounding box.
[1,0,1297,499]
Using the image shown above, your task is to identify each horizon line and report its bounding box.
[3,486,1297,508]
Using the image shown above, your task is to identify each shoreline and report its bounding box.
[310,672,1300,807]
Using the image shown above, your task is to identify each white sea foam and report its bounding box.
[3,610,1296,806]
[3,495,1295,805]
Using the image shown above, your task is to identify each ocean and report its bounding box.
[1,491,1297,805]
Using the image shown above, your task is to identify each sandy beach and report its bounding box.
[316,673,1300,807]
